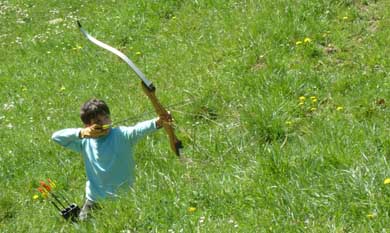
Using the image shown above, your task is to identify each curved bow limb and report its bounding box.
[141,82,183,156]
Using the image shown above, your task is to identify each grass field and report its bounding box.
[1,0,390,232]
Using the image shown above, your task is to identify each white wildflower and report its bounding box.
[119,230,131,233]
[16,18,25,24]
[49,9,59,14]
[48,18,63,25]
[3,102,15,111]
[199,216,205,224]
[15,37,22,45]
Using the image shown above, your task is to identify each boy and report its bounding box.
[52,98,170,220]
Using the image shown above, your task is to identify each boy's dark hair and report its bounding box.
[80,98,110,124]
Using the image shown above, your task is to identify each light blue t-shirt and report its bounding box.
[52,119,157,201]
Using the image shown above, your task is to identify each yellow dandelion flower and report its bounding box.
[310,107,317,111]
[367,213,376,219]
[299,96,306,102]
[136,51,142,55]
[72,45,82,50]
[304,37,312,43]
[343,16,348,20]
[384,178,390,184]
[295,41,303,45]
[311,98,318,103]
[336,106,344,111]
[33,194,39,200]
[188,207,196,213]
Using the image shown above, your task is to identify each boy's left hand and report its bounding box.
[156,112,173,129]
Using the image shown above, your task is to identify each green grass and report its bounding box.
[1,0,390,232]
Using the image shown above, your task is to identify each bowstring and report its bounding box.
[112,98,194,126]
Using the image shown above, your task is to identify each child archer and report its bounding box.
[52,98,171,220]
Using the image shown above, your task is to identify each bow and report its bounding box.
[77,21,182,157]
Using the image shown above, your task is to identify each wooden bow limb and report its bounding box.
[141,82,183,156]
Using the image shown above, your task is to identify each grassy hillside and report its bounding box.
[1,0,389,232]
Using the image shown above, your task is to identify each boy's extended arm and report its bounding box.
[123,114,172,142]
[52,128,82,153]
[123,118,159,143]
